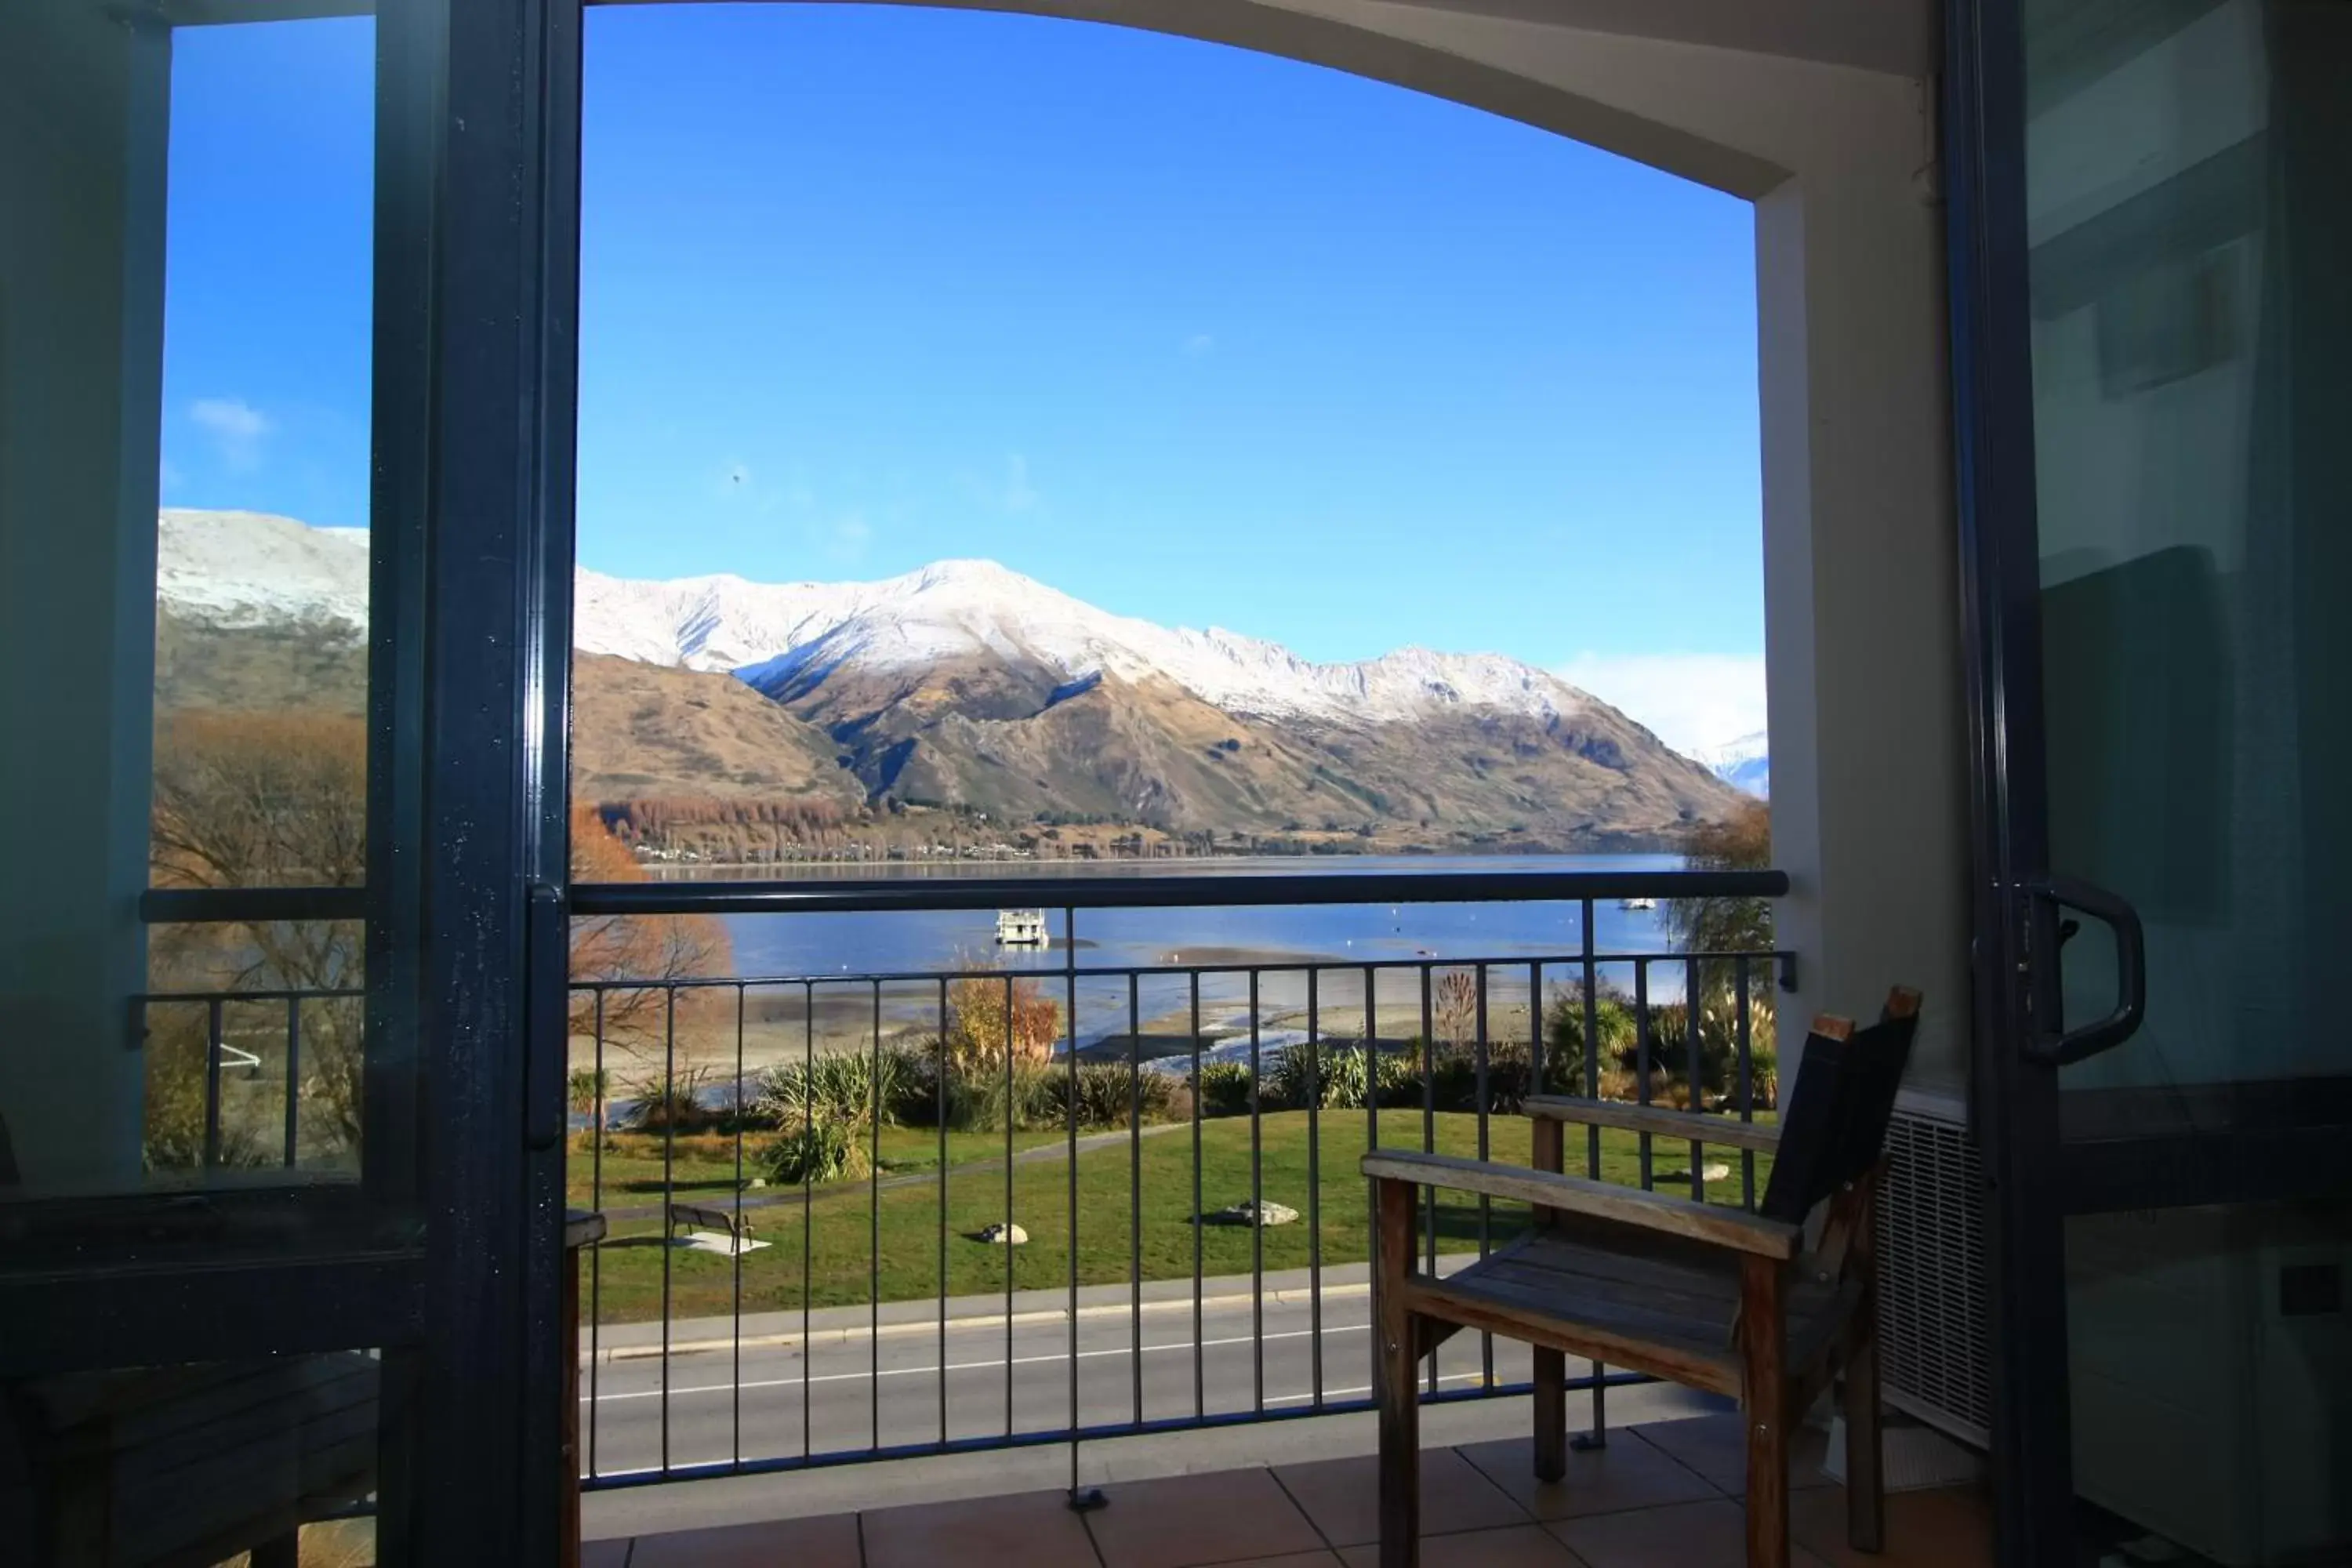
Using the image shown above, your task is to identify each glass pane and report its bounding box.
[1,9,381,1203]
[152,16,375,888]
[0,1351,385,1566]
[2022,0,2352,1556]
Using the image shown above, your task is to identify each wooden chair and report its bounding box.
[1363,987,1922,1568]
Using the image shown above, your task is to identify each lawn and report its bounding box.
[578,1109,1777,1326]
[567,1126,1076,1211]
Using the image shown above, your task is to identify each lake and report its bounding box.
[666,854,1697,1062]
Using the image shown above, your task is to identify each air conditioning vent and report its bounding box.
[1878,1095,1991,1446]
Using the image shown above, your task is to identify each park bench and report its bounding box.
[667,1200,755,1246]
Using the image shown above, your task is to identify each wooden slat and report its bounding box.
[1742,1253,1791,1568]
[1523,1097,1783,1152]
[1363,1154,1800,1258]
[1461,1261,1733,1352]
[1400,1276,1741,1397]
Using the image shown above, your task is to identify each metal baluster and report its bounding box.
[1420,963,1437,1397]
[661,987,675,1474]
[1686,956,1705,1203]
[870,984,883,1453]
[1634,960,1653,1190]
[1577,903,1607,1450]
[1475,964,1492,1389]
[802,981,814,1464]
[938,977,950,1449]
[590,989,605,1479]
[1130,969,1144,1428]
[1004,974,1015,1439]
[1306,967,1321,1409]
[1363,963,1379,1406]
[1737,957,1757,1210]
[1189,971,1204,1423]
[282,995,301,1167]
[1069,908,1108,1511]
[203,997,224,1172]
[735,983,746,1468]
[1249,969,1263,1416]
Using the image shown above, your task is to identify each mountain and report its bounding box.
[154,510,1744,848]
[1695,729,1770,798]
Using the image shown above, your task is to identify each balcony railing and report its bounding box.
[136,867,1789,1492]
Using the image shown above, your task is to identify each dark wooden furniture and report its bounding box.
[2,1354,380,1567]
[1365,987,1922,1568]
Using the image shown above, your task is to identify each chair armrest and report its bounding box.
[1523,1097,1780,1152]
[1360,1150,1800,1259]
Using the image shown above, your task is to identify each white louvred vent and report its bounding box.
[1876,1094,1991,1446]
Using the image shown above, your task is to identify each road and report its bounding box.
[579,1283,1570,1480]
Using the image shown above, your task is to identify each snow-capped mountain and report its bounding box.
[1695,729,1770,798]
[161,510,1597,728]
[155,508,1748,844]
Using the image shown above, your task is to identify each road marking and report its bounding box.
[588,1324,1371,1403]
[1264,1371,1487,1406]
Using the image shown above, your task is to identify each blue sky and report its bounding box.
[161,9,1766,751]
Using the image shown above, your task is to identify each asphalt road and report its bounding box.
[580,1284,1570,1481]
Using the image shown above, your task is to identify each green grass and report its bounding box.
[566,1127,1076,1210]
[578,1110,1776,1325]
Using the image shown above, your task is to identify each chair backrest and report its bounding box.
[1758,988,1921,1225]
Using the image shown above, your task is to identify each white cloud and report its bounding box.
[1001,454,1038,514]
[190,397,273,472]
[1181,332,1216,358]
[1554,652,1766,757]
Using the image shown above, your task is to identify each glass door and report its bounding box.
[1949,0,2352,1562]
[0,2,580,1561]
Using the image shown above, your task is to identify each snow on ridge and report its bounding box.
[1693,729,1770,798]
[158,510,1593,726]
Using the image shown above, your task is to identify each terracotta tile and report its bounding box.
[1338,1523,1583,1567]
[580,1540,633,1568]
[1274,1449,1531,1548]
[1628,1414,1832,1495]
[1457,1434,1722,1520]
[1548,1498,1832,1568]
[1217,1556,1344,1568]
[1791,1484,1994,1568]
[860,1486,1103,1568]
[1087,1468,1327,1568]
[630,1512,861,1568]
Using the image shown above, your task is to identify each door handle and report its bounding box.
[525,880,569,1150]
[2024,876,2145,1066]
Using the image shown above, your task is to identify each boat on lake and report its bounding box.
[995,908,1050,946]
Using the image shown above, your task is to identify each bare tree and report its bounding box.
[147,713,732,1166]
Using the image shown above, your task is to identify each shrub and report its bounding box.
[1195,1060,1254,1118]
[757,1120,870,1185]
[1262,1040,1422,1111]
[1544,985,1639,1091]
[758,1047,919,1131]
[142,1027,270,1174]
[623,1064,720,1131]
[1047,1061,1185,1128]
[944,974,1063,1073]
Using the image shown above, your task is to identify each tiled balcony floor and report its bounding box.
[583,1413,1993,1567]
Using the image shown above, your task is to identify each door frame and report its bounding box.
[0,2,583,1562]
[1940,0,2082,1560]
